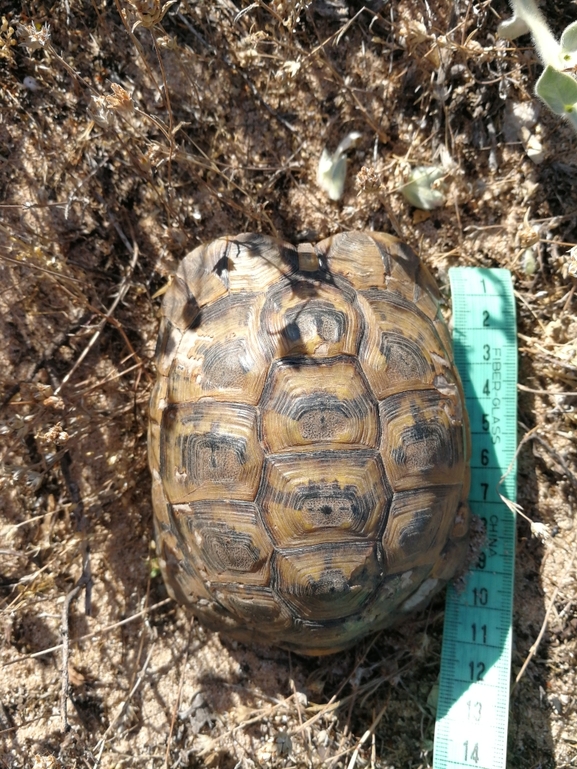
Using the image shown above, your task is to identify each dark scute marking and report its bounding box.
[408,411,429,441]
[295,481,365,528]
[373,239,393,275]
[162,275,201,329]
[188,311,202,330]
[180,296,200,329]
[232,232,299,273]
[380,333,430,379]
[154,318,177,364]
[184,433,247,483]
[196,523,261,573]
[163,403,179,424]
[409,401,420,420]
[295,397,349,441]
[376,238,418,282]
[285,322,301,341]
[202,339,250,388]
[287,389,373,443]
[395,421,454,469]
[410,421,447,450]
[382,390,458,471]
[213,255,230,276]
[318,311,343,342]
[308,569,349,597]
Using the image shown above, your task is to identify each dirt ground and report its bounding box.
[1,1,577,767]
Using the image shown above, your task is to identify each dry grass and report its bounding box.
[1,1,576,767]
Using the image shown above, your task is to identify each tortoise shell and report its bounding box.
[148,231,471,655]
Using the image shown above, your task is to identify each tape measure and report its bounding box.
[433,268,517,769]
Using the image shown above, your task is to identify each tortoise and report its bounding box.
[148,231,471,655]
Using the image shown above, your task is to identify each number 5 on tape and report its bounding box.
[433,268,517,769]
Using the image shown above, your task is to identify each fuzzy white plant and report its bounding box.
[317,132,362,201]
[498,0,577,133]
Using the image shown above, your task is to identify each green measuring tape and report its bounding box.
[434,268,518,769]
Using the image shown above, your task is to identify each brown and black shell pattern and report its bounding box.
[148,231,471,655]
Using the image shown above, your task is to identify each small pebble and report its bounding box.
[276,731,292,756]
[549,695,563,715]
[23,76,40,91]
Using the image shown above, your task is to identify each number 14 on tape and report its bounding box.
[433,268,517,769]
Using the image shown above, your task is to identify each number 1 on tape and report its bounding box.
[433,268,517,769]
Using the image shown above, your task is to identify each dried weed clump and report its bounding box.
[1,1,576,768]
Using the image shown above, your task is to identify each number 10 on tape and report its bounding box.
[433,268,517,769]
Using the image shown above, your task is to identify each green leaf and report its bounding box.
[560,21,577,56]
[536,66,577,115]
[401,166,446,210]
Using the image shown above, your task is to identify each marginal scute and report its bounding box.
[400,577,440,612]
[434,315,454,358]
[148,420,162,472]
[210,585,292,637]
[317,231,389,289]
[149,231,471,655]
[361,565,433,626]
[151,469,170,527]
[431,528,470,581]
[176,241,229,310]
[155,318,183,376]
[175,233,295,299]
[225,233,298,290]
[411,265,441,319]
[149,376,168,426]
[371,235,441,318]
[260,357,379,453]
[278,615,367,655]
[297,242,320,272]
[153,499,214,605]
[160,275,200,332]
[158,537,212,606]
